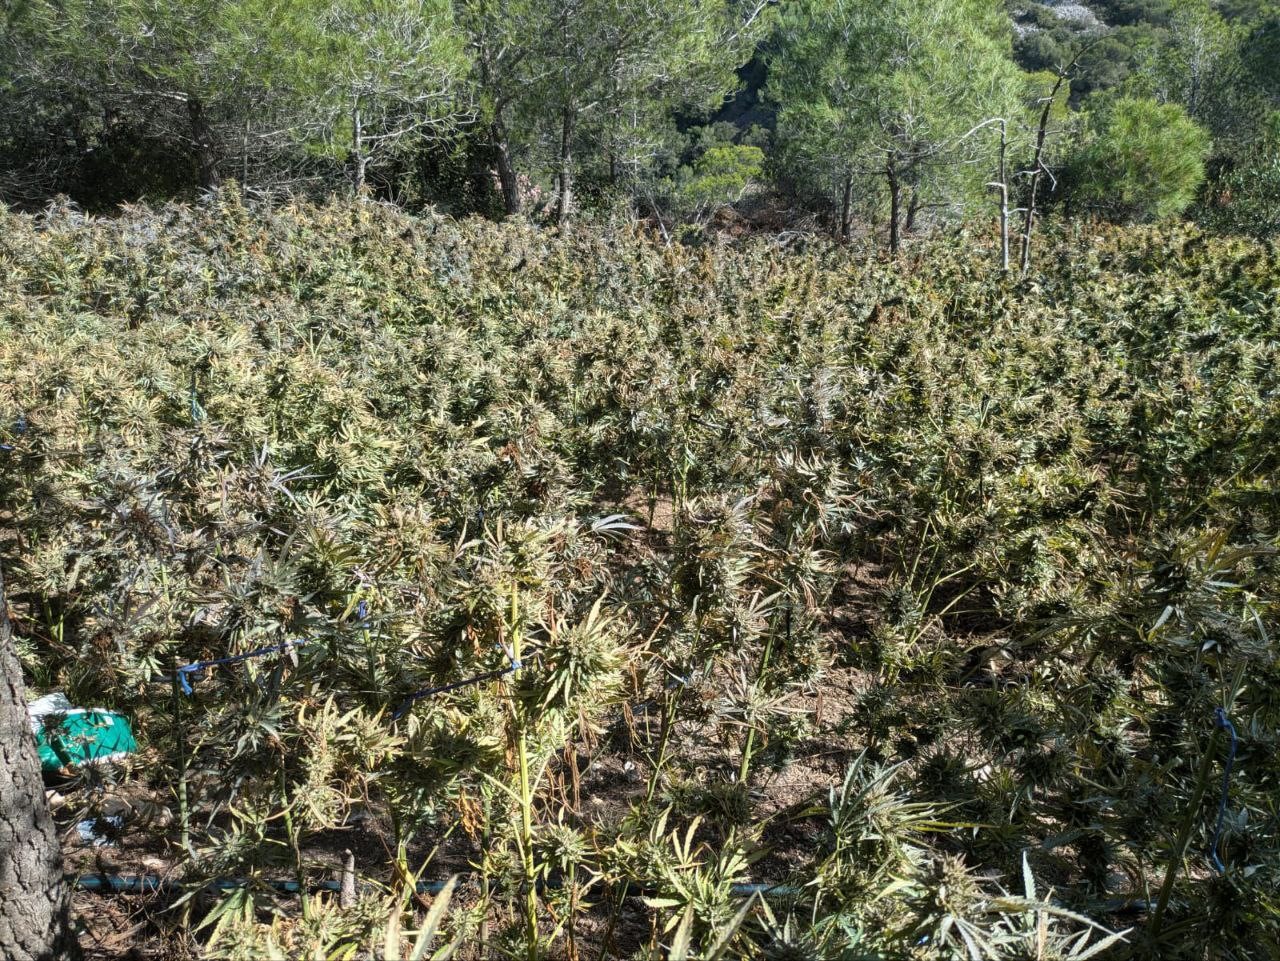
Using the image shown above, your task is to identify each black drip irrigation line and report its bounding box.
[164,601,523,721]
[73,872,802,899]
[72,873,1157,916]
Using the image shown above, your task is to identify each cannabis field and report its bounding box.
[1,194,1277,960]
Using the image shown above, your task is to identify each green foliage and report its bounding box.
[663,143,765,228]
[0,0,470,202]
[1093,0,1175,27]
[1,195,1279,956]
[459,0,765,221]
[1070,95,1212,220]
[1200,111,1280,236]
[3,0,1279,241]
[1244,11,1280,103]
[769,0,1021,241]
[274,0,471,185]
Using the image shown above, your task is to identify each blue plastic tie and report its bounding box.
[1209,707,1238,873]
[176,638,308,695]
[2,414,26,450]
[356,600,368,622]
[190,372,204,424]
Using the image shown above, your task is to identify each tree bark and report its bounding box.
[995,118,1009,273]
[886,155,901,257]
[492,122,521,216]
[555,108,573,227]
[0,564,79,961]
[840,172,853,240]
[351,103,368,196]
[905,187,921,234]
[1019,73,1066,277]
[187,95,220,191]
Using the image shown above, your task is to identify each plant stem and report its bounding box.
[170,657,192,857]
[645,685,682,804]
[511,586,539,960]
[1149,725,1223,940]
[600,886,628,960]
[566,862,578,961]
[280,759,311,923]
[647,603,698,802]
[479,788,491,956]
[738,623,778,785]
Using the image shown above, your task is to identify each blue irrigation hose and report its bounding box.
[0,414,25,451]
[1209,707,1238,873]
[174,638,309,695]
[166,604,515,720]
[390,643,523,720]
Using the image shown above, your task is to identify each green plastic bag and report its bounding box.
[34,709,137,773]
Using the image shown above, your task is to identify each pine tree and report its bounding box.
[768,0,1021,249]
[1070,95,1212,221]
[0,564,79,961]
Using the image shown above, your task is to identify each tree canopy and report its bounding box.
[1,0,1278,238]
[768,0,1022,245]
[1070,95,1212,220]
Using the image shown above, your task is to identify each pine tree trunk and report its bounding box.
[905,188,921,234]
[493,123,521,216]
[0,565,79,961]
[887,156,901,257]
[187,95,220,191]
[351,104,368,196]
[840,172,853,240]
[555,109,573,227]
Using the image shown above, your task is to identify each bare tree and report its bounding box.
[989,118,1009,272]
[1018,71,1067,277]
[1018,43,1098,276]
